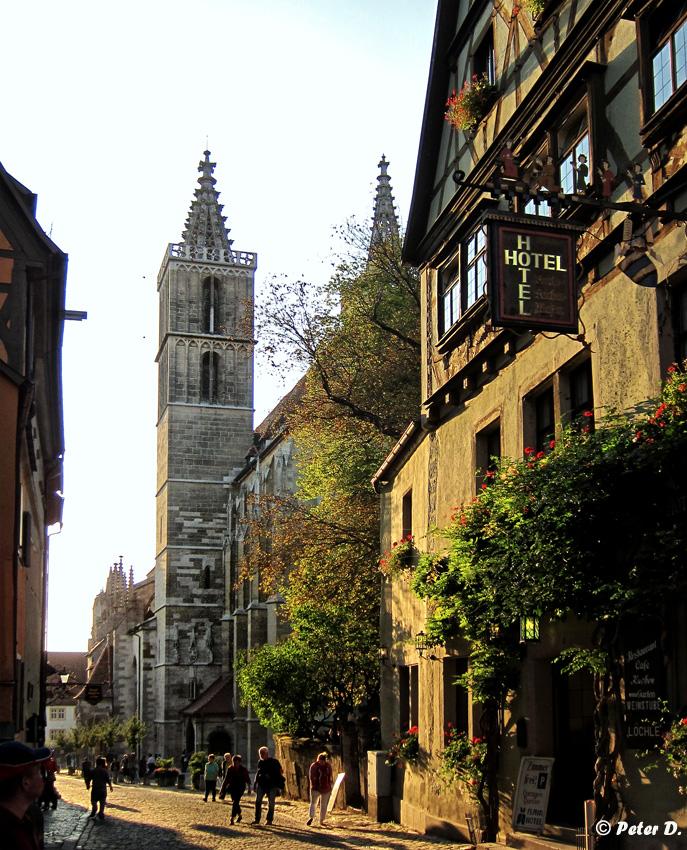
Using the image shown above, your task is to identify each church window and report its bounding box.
[203,565,211,589]
[202,277,221,334]
[201,351,220,403]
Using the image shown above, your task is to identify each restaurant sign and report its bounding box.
[624,625,666,749]
[486,213,584,333]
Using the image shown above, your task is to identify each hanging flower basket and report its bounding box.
[522,0,547,16]
[380,535,415,577]
[445,73,496,132]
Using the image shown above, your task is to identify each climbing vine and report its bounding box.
[412,367,687,840]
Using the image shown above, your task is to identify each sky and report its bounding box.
[1,0,438,652]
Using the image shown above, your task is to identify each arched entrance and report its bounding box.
[207,728,232,757]
[185,719,195,755]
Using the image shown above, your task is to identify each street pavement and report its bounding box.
[43,774,472,850]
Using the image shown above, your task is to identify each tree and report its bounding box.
[256,220,420,438]
[411,368,687,841]
[122,714,147,755]
[236,643,323,736]
[239,225,421,805]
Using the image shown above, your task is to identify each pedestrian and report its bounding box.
[203,753,220,802]
[219,755,252,825]
[110,756,119,784]
[307,752,334,827]
[120,753,128,783]
[0,741,51,850]
[138,756,147,782]
[217,752,231,798]
[81,756,92,788]
[180,750,189,774]
[88,756,113,820]
[147,753,156,774]
[38,749,59,810]
[252,746,284,825]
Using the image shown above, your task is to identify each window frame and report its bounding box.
[438,223,489,339]
[637,1,687,149]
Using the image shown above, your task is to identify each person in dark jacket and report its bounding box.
[219,755,252,825]
[252,747,284,824]
[89,757,113,820]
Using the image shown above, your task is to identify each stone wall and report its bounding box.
[273,736,345,808]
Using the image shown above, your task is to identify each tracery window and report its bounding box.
[202,277,221,334]
[201,351,220,403]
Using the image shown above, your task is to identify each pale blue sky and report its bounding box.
[1,0,437,650]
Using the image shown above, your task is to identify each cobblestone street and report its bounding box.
[46,775,469,850]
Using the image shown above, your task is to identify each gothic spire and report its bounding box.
[370,155,400,249]
[180,151,233,250]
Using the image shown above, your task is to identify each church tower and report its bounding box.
[154,151,256,756]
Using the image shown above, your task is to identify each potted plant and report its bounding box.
[154,757,180,787]
[445,73,496,133]
[188,750,206,790]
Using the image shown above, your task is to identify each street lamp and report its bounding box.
[414,631,428,658]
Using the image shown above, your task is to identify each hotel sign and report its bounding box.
[487,214,583,333]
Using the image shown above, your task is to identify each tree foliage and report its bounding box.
[412,367,687,838]
[256,220,420,438]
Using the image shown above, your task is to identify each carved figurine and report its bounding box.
[627,162,645,202]
[537,155,560,192]
[596,159,616,198]
[575,153,588,193]
[499,139,519,180]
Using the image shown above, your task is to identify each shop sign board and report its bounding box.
[624,625,666,748]
[512,756,555,834]
[487,213,584,333]
[84,685,102,705]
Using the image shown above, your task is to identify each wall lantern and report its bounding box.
[379,646,391,667]
[415,631,428,657]
[519,616,540,643]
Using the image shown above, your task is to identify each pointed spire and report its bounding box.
[370,155,400,249]
[180,151,234,251]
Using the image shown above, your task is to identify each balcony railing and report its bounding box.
[167,243,257,268]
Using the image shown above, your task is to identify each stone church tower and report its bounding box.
[154,151,256,756]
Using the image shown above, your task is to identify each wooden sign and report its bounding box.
[83,685,102,705]
[512,756,555,834]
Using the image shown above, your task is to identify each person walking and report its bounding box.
[81,757,92,789]
[88,757,113,820]
[0,741,52,850]
[307,752,334,827]
[203,753,220,802]
[219,755,251,825]
[252,746,284,825]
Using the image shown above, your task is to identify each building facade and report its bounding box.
[0,161,66,746]
[376,0,687,844]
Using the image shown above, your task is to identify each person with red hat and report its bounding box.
[0,740,51,850]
